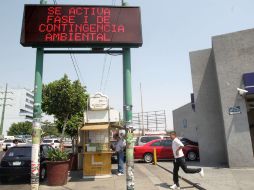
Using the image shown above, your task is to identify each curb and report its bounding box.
[157,163,207,190]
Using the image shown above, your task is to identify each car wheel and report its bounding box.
[0,176,9,184]
[187,151,197,161]
[40,166,47,182]
[144,153,153,163]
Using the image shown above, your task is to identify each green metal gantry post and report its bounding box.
[31,48,44,190]
[123,48,135,190]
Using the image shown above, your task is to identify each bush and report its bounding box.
[48,148,69,162]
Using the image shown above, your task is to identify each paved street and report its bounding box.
[2,150,254,190]
[158,161,254,190]
[0,159,194,190]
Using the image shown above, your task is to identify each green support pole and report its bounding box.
[123,48,134,190]
[31,48,44,190]
[0,84,8,136]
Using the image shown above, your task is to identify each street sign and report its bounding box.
[20,5,142,48]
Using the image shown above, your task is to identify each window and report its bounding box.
[54,140,60,143]
[43,139,53,143]
[140,136,160,143]
[41,145,53,157]
[6,147,31,157]
[162,140,172,147]
[26,93,34,99]
[25,104,33,110]
[151,141,161,146]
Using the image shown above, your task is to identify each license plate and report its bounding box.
[13,161,21,166]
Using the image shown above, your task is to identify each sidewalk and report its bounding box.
[40,163,195,190]
[158,161,254,190]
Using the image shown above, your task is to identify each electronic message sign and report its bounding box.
[20,5,142,47]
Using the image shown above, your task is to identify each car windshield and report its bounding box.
[6,147,31,157]
[4,140,13,143]
[43,140,53,143]
[141,136,160,143]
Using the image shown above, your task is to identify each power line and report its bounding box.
[69,52,81,81]
[52,0,85,85]
[103,55,113,92]
[100,55,107,91]
[72,54,85,85]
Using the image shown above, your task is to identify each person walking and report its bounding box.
[115,134,125,176]
[169,131,204,189]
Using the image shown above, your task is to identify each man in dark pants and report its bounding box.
[115,134,125,176]
[169,131,204,189]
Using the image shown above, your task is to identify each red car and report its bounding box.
[134,139,199,163]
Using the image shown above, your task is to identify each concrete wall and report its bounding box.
[213,29,254,167]
[173,103,198,142]
[190,49,228,166]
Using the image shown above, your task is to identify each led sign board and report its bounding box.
[20,5,142,47]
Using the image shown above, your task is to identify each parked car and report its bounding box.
[2,139,26,151]
[63,139,72,148]
[135,135,170,146]
[179,137,198,146]
[0,144,54,183]
[42,138,61,149]
[134,139,199,163]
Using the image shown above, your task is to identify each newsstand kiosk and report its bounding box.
[80,93,122,179]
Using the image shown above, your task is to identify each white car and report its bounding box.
[2,139,26,151]
[42,139,61,149]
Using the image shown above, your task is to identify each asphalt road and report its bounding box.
[0,152,195,190]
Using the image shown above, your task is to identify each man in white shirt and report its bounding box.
[169,131,204,189]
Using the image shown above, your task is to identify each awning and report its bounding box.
[81,124,109,131]
[243,72,254,94]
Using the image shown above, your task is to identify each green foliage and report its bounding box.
[41,121,60,138]
[56,113,83,138]
[7,121,32,136]
[42,74,88,121]
[47,148,69,161]
[42,74,88,138]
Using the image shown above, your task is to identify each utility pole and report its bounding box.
[140,83,145,136]
[122,1,134,188]
[30,3,45,190]
[31,48,44,190]
[0,84,13,136]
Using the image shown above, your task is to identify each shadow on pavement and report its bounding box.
[155,182,195,189]
[0,176,30,185]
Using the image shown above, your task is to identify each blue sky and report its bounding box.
[1,0,254,129]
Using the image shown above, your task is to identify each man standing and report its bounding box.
[169,131,204,189]
[115,134,125,176]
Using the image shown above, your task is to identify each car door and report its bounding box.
[150,140,164,159]
[161,140,173,159]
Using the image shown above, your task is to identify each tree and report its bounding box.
[42,74,88,141]
[56,113,83,153]
[41,121,60,138]
[8,121,32,136]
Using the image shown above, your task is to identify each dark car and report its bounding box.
[0,144,53,183]
[179,137,198,146]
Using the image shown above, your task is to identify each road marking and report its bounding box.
[136,164,167,190]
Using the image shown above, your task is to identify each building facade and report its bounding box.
[0,88,34,135]
[0,87,54,136]
[173,29,254,167]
